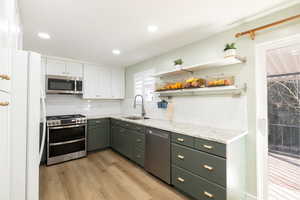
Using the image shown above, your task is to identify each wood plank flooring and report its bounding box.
[40,149,189,200]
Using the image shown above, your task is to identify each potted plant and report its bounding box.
[224,43,237,58]
[174,59,183,70]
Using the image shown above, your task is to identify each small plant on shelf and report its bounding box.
[224,43,237,58]
[174,59,183,70]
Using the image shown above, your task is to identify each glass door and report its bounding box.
[266,43,300,200]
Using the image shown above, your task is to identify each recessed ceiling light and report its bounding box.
[147,25,158,33]
[38,32,51,39]
[112,49,121,55]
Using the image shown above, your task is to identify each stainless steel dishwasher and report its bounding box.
[145,128,171,184]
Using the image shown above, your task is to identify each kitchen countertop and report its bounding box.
[86,114,247,144]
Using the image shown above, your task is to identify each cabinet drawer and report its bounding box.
[171,133,194,148]
[172,166,226,200]
[172,143,226,187]
[132,147,144,167]
[132,131,145,150]
[111,119,122,127]
[194,138,226,158]
[130,124,145,132]
[88,118,109,127]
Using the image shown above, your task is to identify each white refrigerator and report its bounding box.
[1,50,46,200]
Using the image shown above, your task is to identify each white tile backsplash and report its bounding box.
[45,95,121,116]
[45,94,247,131]
[121,95,247,130]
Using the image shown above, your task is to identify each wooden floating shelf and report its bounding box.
[153,56,246,78]
[155,85,246,97]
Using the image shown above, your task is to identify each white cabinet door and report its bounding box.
[99,67,111,98]
[0,92,10,200]
[0,48,11,93]
[66,62,83,78]
[46,59,66,76]
[83,65,112,99]
[111,68,125,99]
[83,64,99,99]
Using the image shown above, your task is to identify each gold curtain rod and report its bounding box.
[235,14,300,40]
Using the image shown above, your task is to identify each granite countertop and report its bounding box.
[86,114,247,144]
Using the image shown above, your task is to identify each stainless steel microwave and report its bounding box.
[46,75,83,94]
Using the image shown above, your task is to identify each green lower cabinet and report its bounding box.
[87,119,110,151]
[111,121,145,167]
[172,166,226,200]
[172,143,226,187]
[111,125,119,150]
[119,128,132,158]
[132,147,145,167]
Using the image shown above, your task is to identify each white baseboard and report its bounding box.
[246,193,257,200]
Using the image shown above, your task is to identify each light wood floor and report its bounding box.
[40,149,189,200]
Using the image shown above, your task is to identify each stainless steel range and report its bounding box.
[46,114,87,165]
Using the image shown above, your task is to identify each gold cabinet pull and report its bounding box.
[177,138,184,142]
[0,74,10,80]
[203,165,214,171]
[0,102,9,106]
[177,177,185,183]
[204,191,214,198]
[177,155,184,160]
[203,144,213,150]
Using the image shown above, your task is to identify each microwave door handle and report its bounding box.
[74,80,77,93]
[49,124,85,130]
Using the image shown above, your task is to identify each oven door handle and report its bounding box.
[49,124,86,130]
[49,138,86,146]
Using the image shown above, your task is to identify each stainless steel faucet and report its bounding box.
[133,94,146,118]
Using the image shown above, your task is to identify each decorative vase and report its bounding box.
[174,65,182,70]
[224,49,236,58]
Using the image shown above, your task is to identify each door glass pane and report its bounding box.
[267,44,300,200]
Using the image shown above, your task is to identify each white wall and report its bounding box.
[123,4,300,198]
[46,95,121,116]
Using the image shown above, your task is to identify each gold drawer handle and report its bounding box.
[204,191,214,198]
[0,74,10,80]
[203,145,213,150]
[177,177,185,183]
[177,155,184,160]
[203,165,214,171]
[0,102,9,106]
[177,138,184,142]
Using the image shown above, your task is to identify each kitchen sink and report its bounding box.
[123,116,150,120]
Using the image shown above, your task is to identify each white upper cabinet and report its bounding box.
[0,48,11,93]
[83,65,124,99]
[66,62,83,77]
[46,59,66,76]
[83,64,99,99]
[111,68,125,99]
[100,67,112,98]
[46,58,83,78]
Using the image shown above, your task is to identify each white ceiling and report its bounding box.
[19,0,295,67]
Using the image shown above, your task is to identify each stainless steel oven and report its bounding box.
[46,75,83,94]
[47,115,87,165]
